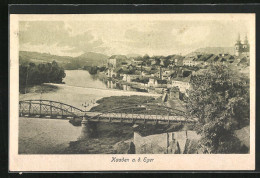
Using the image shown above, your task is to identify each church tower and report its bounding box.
[242,35,250,57]
[235,33,242,56]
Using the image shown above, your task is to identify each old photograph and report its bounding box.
[9,13,255,171]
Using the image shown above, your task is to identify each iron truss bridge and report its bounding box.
[19,100,197,124]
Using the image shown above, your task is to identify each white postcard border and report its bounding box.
[9,13,256,171]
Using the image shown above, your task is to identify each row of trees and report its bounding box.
[19,61,66,92]
[133,55,169,67]
[186,65,249,153]
[83,66,106,75]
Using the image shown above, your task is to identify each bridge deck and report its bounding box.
[20,110,196,123]
[19,100,197,124]
[86,112,195,122]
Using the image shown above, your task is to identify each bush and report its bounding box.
[19,61,66,92]
[186,65,249,153]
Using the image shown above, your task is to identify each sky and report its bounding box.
[19,16,251,57]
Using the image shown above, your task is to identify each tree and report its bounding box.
[163,58,171,68]
[186,64,249,153]
[155,58,161,65]
[19,61,66,93]
[143,54,150,64]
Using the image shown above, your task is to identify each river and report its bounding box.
[19,70,160,154]
[20,70,159,110]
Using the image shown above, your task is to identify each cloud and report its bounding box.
[19,19,250,56]
[20,43,82,57]
[172,26,211,45]
[19,21,105,56]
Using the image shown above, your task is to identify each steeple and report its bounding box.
[244,34,248,44]
[236,33,241,44]
[235,33,242,46]
[235,33,242,56]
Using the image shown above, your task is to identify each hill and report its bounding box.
[19,51,73,65]
[75,52,109,66]
[109,54,128,60]
[19,51,109,69]
[193,47,235,55]
[126,53,141,58]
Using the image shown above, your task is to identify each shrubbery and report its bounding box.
[83,66,106,75]
[186,65,249,153]
[19,61,66,93]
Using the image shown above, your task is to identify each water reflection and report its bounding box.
[78,121,99,140]
[105,79,148,93]
[106,80,117,89]
[123,84,133,91]
[64,70,150,93]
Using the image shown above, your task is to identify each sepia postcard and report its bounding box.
[9,13,255,171]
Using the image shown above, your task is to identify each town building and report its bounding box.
[171,75,191,93]
[183,57,197,66]
[169,87,180,99]
[154,67,163,79]
[107,55,127,68]
[173,57,184,66]
[132,60,143,66]
[160,58,167,66]
[162,70,173,80]
[107,58,118,68]
[148,77,167,88]
[122,74,132,82]
[122,74,140,82]
[106,69,117,78]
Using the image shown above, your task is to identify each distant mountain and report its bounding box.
[109,55,128,60]
[75,52,109,66]
[19,51,74,64]
[126,53,141,58]
[193,47,235,55]
[19,51,109,69]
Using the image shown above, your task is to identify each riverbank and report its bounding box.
[20,83,160,111]
[90,95,156,112]
[20,84,59,94]
[61,121,194,154]
[62,122,134,154]
[91,71,165,94]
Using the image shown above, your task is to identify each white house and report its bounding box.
[122,74,140,82]
[162,70,172,80]
[171,76,191,93]
[106,69,117,78]
[183,58,195,66]
[148,77,167,88]
[107,57,125,68]
[148,77,158,87]
[123,74,132,82]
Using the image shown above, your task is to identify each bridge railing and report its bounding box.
[19,99,197,123]
[89,103,196,123]
[19,100,84,118]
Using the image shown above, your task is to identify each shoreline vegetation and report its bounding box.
[90,95,156,112]
[20,84,59,94]
[19,61,66,94]
[62,121,193,154]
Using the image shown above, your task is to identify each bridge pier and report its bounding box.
[79,115,98,140]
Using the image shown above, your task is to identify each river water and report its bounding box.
[19,70,159,154]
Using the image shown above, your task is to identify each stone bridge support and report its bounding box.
[79,115,98,140]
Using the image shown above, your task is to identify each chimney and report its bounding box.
[160,66,162,79]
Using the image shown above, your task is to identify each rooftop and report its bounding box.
[172,75,191,83]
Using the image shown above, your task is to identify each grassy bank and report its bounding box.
[90,95,157,112]
[20,84,59,94]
